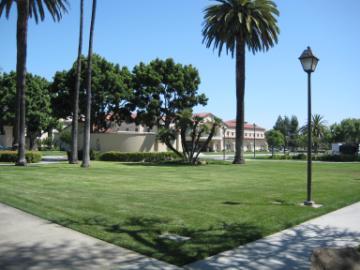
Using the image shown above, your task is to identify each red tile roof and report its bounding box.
[225,120,265,131]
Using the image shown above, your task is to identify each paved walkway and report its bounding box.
[186,202,360,270]
[0,203,181,270]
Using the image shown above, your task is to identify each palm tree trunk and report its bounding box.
[15,0,29,166]
[12,88,20,150]
[70,0,84,164]
[81,0,97,168]
[233,38,245,164]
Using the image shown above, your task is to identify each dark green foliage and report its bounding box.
[99,152,178,163]
[132,58,207,156]
[133,58,207,127]
[300,114,328,153]
[0,151,42,163]
[340,144,359,156]
[0,0,69,23]
[330,119,360,144]
[274,115,300,151]
[268,154,360,162]
[202,0,280,56]
[0,72,53,149]
[265,129,284,156]
[67,150,96,161]
[50,54,134,132]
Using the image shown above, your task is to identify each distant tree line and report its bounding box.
[266,115,360,155]
[0,55,210,160]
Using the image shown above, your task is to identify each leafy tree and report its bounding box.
[202,0,279,164]
[82,0,97,168]
[132,58,208,155]
[0,0,68,165]
[50,54,134,132]
[329,118,360,144]
[175,110,221,164]
[70,0,84,164]
[273,115,290,153]
[265,129,284,157]
[288,115,300,151]
[0,72,52,149]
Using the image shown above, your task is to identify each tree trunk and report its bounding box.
[70,0,84,164]
[81,0,97,168]
[15,0,29,166]
[12,85,20,150]
[233,38,245,164]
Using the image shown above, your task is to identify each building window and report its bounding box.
[257,134,259,137]
[135,127,139,132]
[126,128,129,131]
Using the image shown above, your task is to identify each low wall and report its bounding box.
[78,132,173,153]
[0,126,13,147]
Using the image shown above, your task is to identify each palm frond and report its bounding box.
[0,0,69,22]
[202,0,280,57]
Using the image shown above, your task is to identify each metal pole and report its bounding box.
[253,123,256,159]
[306,72,313,205]
[223,127,226,161]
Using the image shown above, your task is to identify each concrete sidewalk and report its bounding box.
[186,202,360,270]
[0,203,181,270]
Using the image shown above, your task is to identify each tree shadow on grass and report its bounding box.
[54,215,263,266]
[115,161,194,167]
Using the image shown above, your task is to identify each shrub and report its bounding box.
[0,151,42,163]
[340,144,359,156]
[99,152,178,162]
[317,154,360,162]
[293,153,307,160]
[267,153,359,162]
[66,150,97,161]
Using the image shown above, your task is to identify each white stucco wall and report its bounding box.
[76,131,181,153]
[0,126,13,147]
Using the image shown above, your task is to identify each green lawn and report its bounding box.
[0,161,359,265]
[40,150,67,156]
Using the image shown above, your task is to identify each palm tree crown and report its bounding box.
[0,0,68,23]
[202,0,280,56]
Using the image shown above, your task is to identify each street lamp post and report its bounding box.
[253,123,256,159]
[299,46,319,206]
[223,126,226,161]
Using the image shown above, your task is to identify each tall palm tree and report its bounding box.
[300,114,327,153]
[202,0,279,164]
[81,0,97,168]
[0,0,68,166]
[70,0,84,164]
[311,114,327,153]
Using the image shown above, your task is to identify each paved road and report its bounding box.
[186,202,360,270]
[0,203,181,270]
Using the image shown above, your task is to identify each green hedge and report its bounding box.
[0,151,42,163]
[66,150,97,161]
[99,152,178,162]
[268,154,359,162]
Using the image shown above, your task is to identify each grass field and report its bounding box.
[40,150,67,157]
[0,161,359,265]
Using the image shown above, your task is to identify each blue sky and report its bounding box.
[0,0,359,129]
